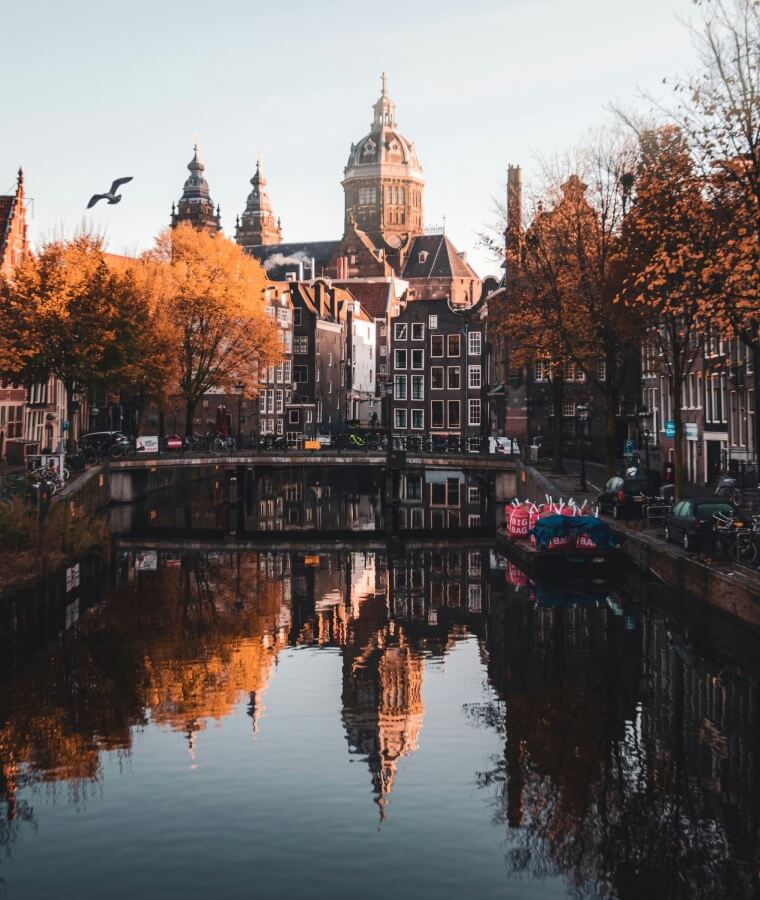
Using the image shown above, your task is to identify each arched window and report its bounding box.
[400,187,405,204]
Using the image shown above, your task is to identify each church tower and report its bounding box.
[342,74,424,252]
[171,144,221,233]
[235,157,282,250]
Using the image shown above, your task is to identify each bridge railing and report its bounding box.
[130,433,519,459]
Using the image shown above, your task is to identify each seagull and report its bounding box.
[86,176,133,209]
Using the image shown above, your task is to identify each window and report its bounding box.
[394,349,407,370]
[411,375,424,400]
[468,331,481,356]
[276,390,284,414]
[562,400,575,417]
[431,400,445,428]
[534,360,548,382]
[394,408,408,429]
[259,393,267,413]
[431,335,444,357]
[468,366,481,389]
[411,323,424,341]
[410,348,424,370]
[411,409,424,429]
[394,322,408,341]
[428,315,438,329]
[266,389,275,414]
[468,399,481,426]
[447,335,461,357]
[467,584,482,612]
[394,374,407,400]
[288,409,300,424]
[276,419,284,435]
[405,474,422,500]
[447,367,460,390]
[411,507,424,529]
[358,187,377,204]
[418,251,429,264]
[431,367,444,390]
[294,335,309,354]
[293,309,302,326]
[598,358,607,382]
[294,365,308,383]
[448,400,460,429]
[283,361,291,383]
[468,486,480,504]
[305,409,313,423]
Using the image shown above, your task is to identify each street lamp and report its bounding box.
[638,405,652,493]
[235,381,245,448]
[576,402,589,490]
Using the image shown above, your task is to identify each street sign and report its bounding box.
[623,438,634,457]
[665,420,676,438]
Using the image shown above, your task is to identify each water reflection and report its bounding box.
[0,541,758,898]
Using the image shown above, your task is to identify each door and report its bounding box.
[706,440,721,485]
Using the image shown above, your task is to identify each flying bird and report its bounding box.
[86,176,133,209]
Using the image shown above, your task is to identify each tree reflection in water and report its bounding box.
[472,590,760,898]
[0,547,757,899]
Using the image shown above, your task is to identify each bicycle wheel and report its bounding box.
[731,486,743,506]
[62,467,71,481]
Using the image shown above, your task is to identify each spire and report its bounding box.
[235,154,282,249]
[16,167,24,196]
[172,142,221,233]
[372,72,397,130]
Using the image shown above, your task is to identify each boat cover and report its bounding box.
[530,515,618,551]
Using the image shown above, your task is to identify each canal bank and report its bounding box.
[515,461,760,627]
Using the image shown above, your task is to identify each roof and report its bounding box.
[332,280,394,319]
[248,241,339,281]
[402,234,480,281]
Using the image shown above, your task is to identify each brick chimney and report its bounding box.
[505,164,522,272]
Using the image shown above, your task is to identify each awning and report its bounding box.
[424,470,465,484]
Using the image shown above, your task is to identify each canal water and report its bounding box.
[0,477,758,899]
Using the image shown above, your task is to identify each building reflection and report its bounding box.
[0,545,490,828]
[479,574,760,898]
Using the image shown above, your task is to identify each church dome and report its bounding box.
[344,75,423,182]
[342,75,425,245]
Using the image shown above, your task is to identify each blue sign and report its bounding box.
[62,420,70,432]
[623,438,634,456]
[665,420,676,438]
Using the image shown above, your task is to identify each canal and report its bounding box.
[0,474,758,899]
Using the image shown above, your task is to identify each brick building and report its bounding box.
[389,297,488,451]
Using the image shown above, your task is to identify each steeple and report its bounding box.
[372,72,397,129]
[171,143,221,234]
[0,164,29,276]
[235,156,282,250]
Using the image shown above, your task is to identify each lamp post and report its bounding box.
[576,401,589,490]
[235,381,245,448]
[638,406,652,493]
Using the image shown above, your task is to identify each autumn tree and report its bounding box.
[506,134,640,475]
[666,0,760,449]
[0,234,155,449]
[147,224,280,435]
[616,126,721,498]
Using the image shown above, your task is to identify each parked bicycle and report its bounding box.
[713,510,758,564]
[209,434,236,455]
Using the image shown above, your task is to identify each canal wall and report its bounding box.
[516,461,760,628]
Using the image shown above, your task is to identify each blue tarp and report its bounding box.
[529,515,619,551]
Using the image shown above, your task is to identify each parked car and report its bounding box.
[664,497,740,552]
[598,475,652,520]
[79,431,132,458]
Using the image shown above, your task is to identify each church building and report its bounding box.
[243,76,482,308]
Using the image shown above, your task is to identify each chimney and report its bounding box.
[506,164,522,270]
[298,261,304,281]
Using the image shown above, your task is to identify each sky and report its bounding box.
[2,0,702,278]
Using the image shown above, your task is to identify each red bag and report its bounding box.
[506,504,532,538]
[505,562,528,587]
[576,533,598,551]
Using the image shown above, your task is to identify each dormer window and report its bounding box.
[418,251,429,264]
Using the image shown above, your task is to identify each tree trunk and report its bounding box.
[605,398,617,478]
[551,377,564,474]
[64,381,75,453]
[673,400,684,501]
[185,398,196,437]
